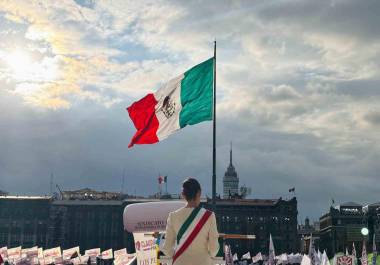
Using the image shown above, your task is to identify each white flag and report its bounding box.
[280,253,289,264]
[352,243,357,265]
[362,241,368,265]
[314,249,321,265]
[309,234,315,265]
[372,234,377,265]
[224,245,234,265]
[302,254,312,265]
[252,252,263,263]
[242,252,251,260]
[269,234,276,265]
[322,251,331,265]
[294,253,304,264]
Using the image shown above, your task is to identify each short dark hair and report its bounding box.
[182,178,201,201]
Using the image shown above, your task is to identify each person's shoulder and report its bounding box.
[202,207,215,215]
[170,206,187,216]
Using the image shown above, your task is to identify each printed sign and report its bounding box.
[84,248,100,257]
[123,201,186,233]
[43,247,62,258]
[133,232,157,265]
[7,246,22,260]
[62,246,80,260]
[21,246,38,258]
[114,248,128,260]
[100,249,113,260]
[38,248,44,259]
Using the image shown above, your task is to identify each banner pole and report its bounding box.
[212,40,217,211]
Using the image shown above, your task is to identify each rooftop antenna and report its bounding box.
[50,173,54,196]
[121,168,125,194]
[230,141,233,165]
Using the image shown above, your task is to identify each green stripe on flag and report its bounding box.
[176,207,202,244]
[179,57,213,128]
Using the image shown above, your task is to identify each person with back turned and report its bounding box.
[162,177,219,265]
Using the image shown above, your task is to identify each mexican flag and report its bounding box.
[127,57,214,148]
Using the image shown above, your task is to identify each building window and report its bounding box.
[0,232,7,242]
[24,233,34,242]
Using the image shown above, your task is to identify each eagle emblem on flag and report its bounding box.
[161,95,176,118]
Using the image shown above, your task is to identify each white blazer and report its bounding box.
[162,207,220,265]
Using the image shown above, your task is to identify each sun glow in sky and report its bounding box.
[5,51,32,74]
[3,50,59,84]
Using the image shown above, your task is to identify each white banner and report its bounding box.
[252,252,263,263]
[71,257,82,265]
[7,246,22,260]
[124,201,186,233]
[38,257,45,265]
[114,248,128,260]
[301,255,311,265]
[133,232,157,265]
[43,247,62,258]
[38,248,44,259]
[100,249,113,260]
[22,246,38,258]
[85,248,101,257]
[80,255,90,264]
[62,246,80,260]
[114,254,137,265]
[0,247,7,260]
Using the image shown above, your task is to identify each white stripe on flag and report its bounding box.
[154,74,184,141]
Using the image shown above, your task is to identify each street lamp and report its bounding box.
[361,227,369,236]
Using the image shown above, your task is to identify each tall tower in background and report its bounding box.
[223,143,239,199]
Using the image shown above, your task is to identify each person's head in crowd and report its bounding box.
[182,177,201,207]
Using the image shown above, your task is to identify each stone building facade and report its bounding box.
[0,196,51,248]
[1,194,299,256]
[207,197,298,256]
[319,202,379,257]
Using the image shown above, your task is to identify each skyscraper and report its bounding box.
[223,143,239,198]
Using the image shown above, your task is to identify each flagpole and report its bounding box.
[212,40,216,211]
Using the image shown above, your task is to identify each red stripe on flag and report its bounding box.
[172,210,212,264]
[127,93,159,148]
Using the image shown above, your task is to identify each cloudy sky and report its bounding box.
[1,0,380,221]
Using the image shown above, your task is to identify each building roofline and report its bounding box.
[0,195,52,200]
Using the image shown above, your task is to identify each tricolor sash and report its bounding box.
[172,207,212,264]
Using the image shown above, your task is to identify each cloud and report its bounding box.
[364,111,380,127]
[0,0,380,220]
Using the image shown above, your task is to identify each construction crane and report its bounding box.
[56,184,64,200]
